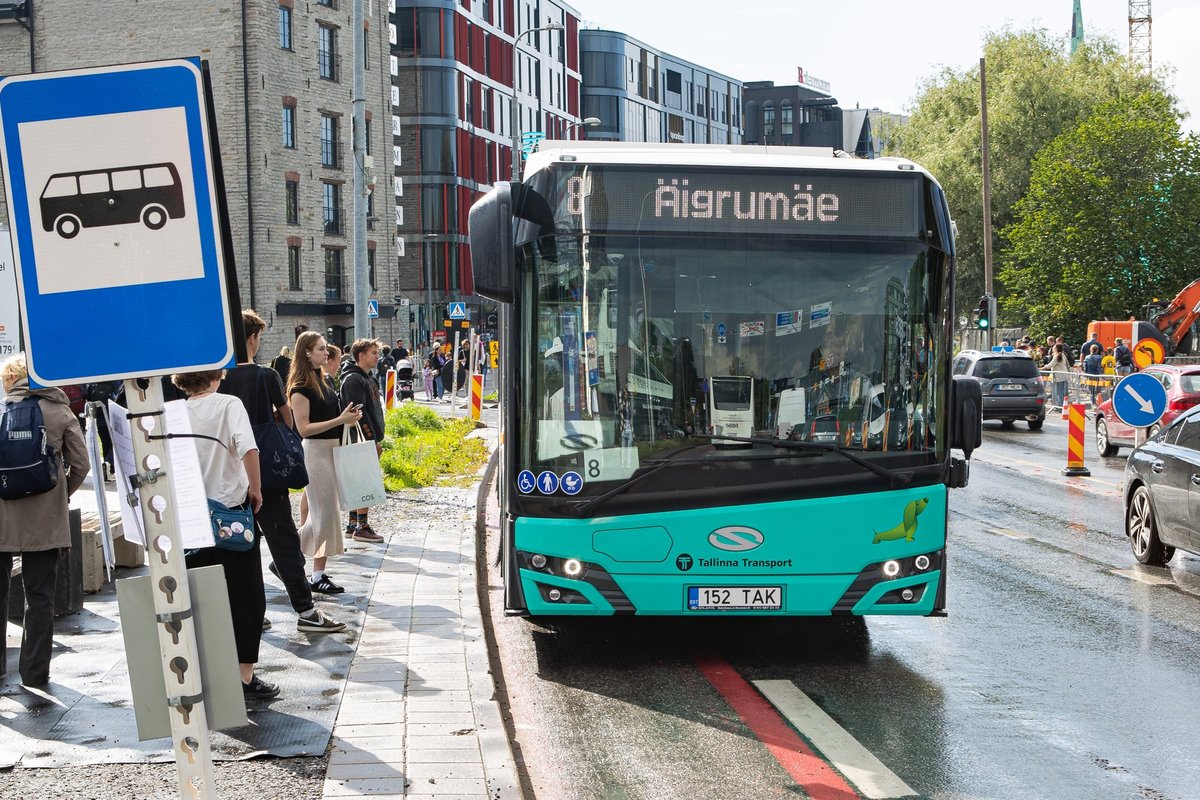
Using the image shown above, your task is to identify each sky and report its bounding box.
[578,0,1200,132]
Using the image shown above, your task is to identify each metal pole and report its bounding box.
[510,23,562,181]
[126,377,218,799]
[451,329,462,417]
[979,56,995,350]
[351,0,369,340]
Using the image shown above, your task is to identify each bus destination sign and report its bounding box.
[556,167,920,239]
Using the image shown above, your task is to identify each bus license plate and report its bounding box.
[687,586,782,611]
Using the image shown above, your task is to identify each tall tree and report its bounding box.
[1000,92,1200,340]
[894,29,1166,322]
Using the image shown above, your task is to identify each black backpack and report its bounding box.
[0,396,60,500]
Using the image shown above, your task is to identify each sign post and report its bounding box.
[0,59,241,800]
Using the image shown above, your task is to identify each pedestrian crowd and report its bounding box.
[1001,332,1137,411]
[0,311,395,702]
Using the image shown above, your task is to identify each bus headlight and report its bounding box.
[882,560,901,578]
[530,553,548,569]
[563,558,584,578]
[914,554,931,571]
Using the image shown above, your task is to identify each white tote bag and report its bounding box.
[333,423,387,511]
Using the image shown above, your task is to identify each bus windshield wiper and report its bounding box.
[689,432,915,488]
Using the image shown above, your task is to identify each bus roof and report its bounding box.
[524,140,940,184]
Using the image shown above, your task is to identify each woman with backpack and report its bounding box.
[0,353,89,687]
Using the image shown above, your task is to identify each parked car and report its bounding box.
[1123,405,1200,565]
[1095,364,1200,456]
[951,349,1046,430]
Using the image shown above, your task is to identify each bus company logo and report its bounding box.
[708,526,765,552]
[872,497,929,544]
[675,553,694,571]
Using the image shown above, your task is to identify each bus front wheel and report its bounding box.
[54,215,81,239]
[142,205,168,230]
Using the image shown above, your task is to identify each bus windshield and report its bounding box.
[515,164,948,500]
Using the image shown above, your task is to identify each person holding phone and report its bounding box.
[289,331,362,594]
[339,339,386,542]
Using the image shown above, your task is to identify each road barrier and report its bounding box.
[1041,369,1118,413]
[385,368,396,409]
[470,373,482,421]
[1061,403,1091,477]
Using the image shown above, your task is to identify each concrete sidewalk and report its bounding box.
[320,403,515,799]
[2,396,513,799]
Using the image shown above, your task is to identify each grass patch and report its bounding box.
[379,404,489,489]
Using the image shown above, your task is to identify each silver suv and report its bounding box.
[952,350,1046,430]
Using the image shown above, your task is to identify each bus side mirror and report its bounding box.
[468,182,517,303]
[950,375,982,458]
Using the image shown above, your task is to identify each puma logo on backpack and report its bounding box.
[0,397,60,500]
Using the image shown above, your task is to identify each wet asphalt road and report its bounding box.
[485,414,1200,800]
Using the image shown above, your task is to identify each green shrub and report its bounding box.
[379,404,488,489]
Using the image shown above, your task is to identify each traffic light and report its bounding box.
[975,296,991,330]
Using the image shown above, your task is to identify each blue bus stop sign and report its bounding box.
[1112,372,1168,428]
[0,59,234,386]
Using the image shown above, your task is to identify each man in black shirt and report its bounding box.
[339,339,386,542]
[220,311,344,633]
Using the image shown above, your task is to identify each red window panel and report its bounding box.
[566,16,579,72]
[567,76,579,117]
[503,0,513,36]
[455,14,468,62]
[473,26,485,73]
[461,242,475,296]
[457,129,472,179]
[461,0,470,11]
[475,138,487,184]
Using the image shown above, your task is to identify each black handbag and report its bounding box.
[252,369,309,490]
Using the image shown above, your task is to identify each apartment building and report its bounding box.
[0,0,398,355]
[579,29,743,145]
[390,0,582,341]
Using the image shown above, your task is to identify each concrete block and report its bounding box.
[112,530,145,568]
[79,516,106,594]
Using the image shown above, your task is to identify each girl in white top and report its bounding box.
[173,369,278,700]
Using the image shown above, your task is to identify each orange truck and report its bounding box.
[1088,278,1200,367]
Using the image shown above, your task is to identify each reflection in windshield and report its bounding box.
[525,233,946,486]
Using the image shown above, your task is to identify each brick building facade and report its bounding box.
[0,0,398,358]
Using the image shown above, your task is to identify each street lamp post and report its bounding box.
[423,232,437,350]
[563,116,602,138]
[510,21,563,181]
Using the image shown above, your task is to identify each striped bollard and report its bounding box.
[385,368,396,409]
[1061,402,1091,476]
[470,373,483,421]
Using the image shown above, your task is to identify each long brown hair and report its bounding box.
[288,331,328,395]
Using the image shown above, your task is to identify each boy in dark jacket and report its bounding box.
[339,339,386,542]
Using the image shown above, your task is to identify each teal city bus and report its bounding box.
[469,142,981,617]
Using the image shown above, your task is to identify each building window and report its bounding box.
[367,247,377,291]
[282,104,296,148]
[324,249,344,301]
[288,245,301,290]
[763,104,775,138]
[279,6,293,50]
[781,103,793,136]
[463,76,473,125]
[318,25,338,81]
[317,0,335,7]
[321,114,340,168]
[285,179,299,224]
[364,118,371,156]
[323,182,342,235]
[366,186,375,230]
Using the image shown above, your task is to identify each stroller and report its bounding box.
[394,358,415,401]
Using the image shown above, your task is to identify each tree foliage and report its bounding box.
[894,29,1167,322]
[1000,93,1200,340]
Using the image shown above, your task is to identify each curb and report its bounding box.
[467,445,522,799]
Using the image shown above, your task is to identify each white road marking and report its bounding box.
[990,527,1032,540]
[1111,568,1175,586]
[754,679,916,799]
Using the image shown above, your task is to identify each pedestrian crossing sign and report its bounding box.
[367,299,379,319]
[448,302,467,320]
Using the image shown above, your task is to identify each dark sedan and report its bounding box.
[1123,405,1200,565]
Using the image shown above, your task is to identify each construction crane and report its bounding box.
[1129,0,1152,71]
